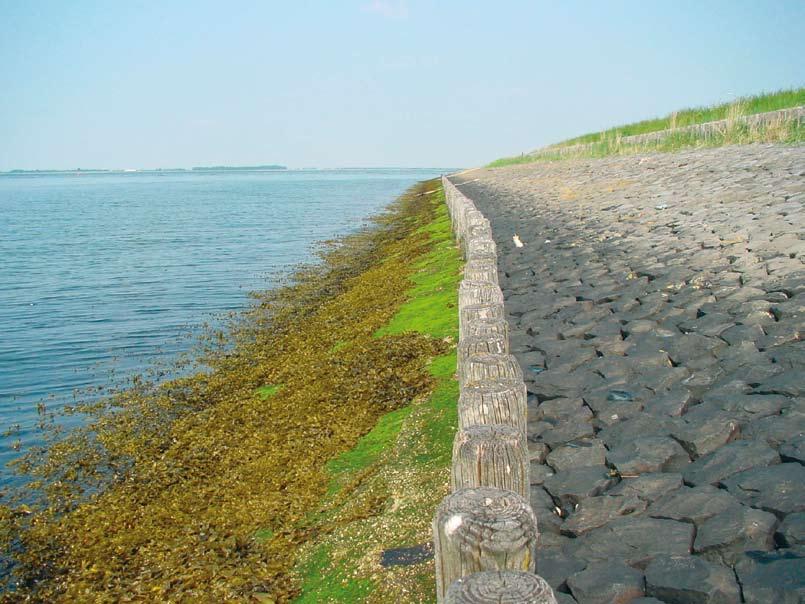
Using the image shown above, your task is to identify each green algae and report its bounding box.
[290,190,462,603]
[256,385,282,399]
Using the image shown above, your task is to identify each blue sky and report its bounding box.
[1,0,803,170]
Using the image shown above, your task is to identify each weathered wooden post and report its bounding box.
[466,239,497,260]
[458,380,527,433]
[446,571,557,604]
[464,317,509,341]
[463,259,499,284]
[457,334,508,363]
[452,425,529,496]
[459,303,505,339]
[433,487,538,602]
[459,353,523,387]
[459,281,504,307]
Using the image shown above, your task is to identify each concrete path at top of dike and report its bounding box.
[450,143,805,604]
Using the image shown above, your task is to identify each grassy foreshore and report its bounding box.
[490,87,805,166]
[0,181,460,602]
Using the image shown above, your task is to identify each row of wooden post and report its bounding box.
[433,177,557,603]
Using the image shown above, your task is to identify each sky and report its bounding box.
[1,0,803,170]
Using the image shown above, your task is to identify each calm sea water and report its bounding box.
[0,168,446,487]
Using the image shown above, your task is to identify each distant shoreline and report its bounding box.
[2,165,287,175]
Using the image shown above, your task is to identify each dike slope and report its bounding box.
[449,143,805,603]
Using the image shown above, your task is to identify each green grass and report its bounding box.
[291,189,462,603]
[562,87,805,145]
[489,87,805,167]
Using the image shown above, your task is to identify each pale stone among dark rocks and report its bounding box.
[682,439,780,486]
[535,549,586,591]
[543,466,617,506]
[723,463,805,517]
[735,550,805,604]
[607,436,690,475]
[608,473,684,503]
[671,408,740,457]
[546,440,607,473]
[571,517,694,567]
[648,485,742,525]
[645,554,740,604]
[566,561,645,604]
[776,512,805,547]
[561,495,647,537]
[694,506,777,564]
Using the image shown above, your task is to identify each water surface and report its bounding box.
[0,168,446,486]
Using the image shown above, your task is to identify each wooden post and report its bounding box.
[459,281,504,307]
[452,425,529,497]
[466,238,497,257]
[466,249,497,264]
[457,334,508,363]
[433,487,538,602]
[458,380,527,433]
[463,260,498,284]
[466,223,492,243]
[459,353,523,387]
[464,318,508,341]
[446,571,557,604]
[459,304,505,339]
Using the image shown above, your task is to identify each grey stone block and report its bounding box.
[608,472,684,503]
[642,387,693,417]
[535,397,592,423]
[780,434,805,464]
[735,550,805,604]
[543,465,617,507]
[648,485,742,525]
[546,440,607,473]
[607,436,690,475]
[572,517,694,567]
[597,413,682,448]
[566,561,645,604]
[742,410,805,449]
[539,421,596,449]
[529,461,556,486]
[535,549,586,590]
[561,494,647,537]
[776,512,805,547]
[645,554,740,604]
[671,408,741,457]
[723,463,805,517]
[695,505,777,564]
[682,439,780,486]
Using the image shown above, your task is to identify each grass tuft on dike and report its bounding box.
[489,86,805,167]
